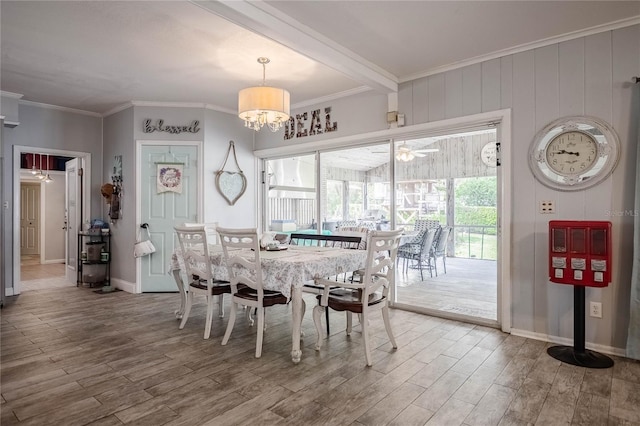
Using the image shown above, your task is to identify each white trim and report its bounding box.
[12,146,92,294]
[18,99,102,118]
[131,100,236,115]
[135,140,204,294]
[392,303,500,329]
[3,121,20,127]
[0,91,24,99]
[499,111,512,333]
[510,328,627,358]
[40,179,46,265]
[111,277,136,294]
[5,288,14,297]
[102,102,134,117]
[94,100,238,118]
[400,15,640,83]
[43,259,65,265]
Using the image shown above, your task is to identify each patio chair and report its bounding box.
[397,227,438,280]
[174,225,231,339]
[217,227,288,358]
[312,229,403,366]
[431,226,452,276]
[414,219,440,233]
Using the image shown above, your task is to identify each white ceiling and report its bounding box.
[1,1,638,116]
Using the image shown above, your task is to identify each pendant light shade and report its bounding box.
[44,154,52,182]
[238,58,290,132]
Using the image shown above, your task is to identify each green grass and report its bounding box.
[453,231,497,260]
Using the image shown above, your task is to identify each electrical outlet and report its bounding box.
[539,200,555,214]
[590,301,602,318]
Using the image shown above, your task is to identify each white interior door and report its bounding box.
[20,183,40,256]
[139,144,199,292]
[65,158,81,283]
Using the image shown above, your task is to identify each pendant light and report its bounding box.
[35,154,46,180]
[43,154,53,183]
[238,57,290,132]
[30,153,39,175]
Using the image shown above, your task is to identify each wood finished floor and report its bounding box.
[20,256,65,282]
[2,284,640,426]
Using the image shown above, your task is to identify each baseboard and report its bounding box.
[510,328,626,357]
[5,287,15,297]
[111,278,136,294]
[43,259,65,264]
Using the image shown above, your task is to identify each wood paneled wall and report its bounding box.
[399,25,639,350]
[366,133,498,182]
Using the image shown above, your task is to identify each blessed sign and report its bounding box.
[283,107,337,140]
[143,119,200,134]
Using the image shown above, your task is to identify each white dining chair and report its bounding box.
[182,222,219,245]
[174,225,231,339]
[217,227,288,358]
[312,229,403,366]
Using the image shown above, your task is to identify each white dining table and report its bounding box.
[169,245,367,363]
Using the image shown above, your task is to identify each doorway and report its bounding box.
[12,146,91,294]
[393,129,500,326]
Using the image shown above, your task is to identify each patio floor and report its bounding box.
[395,256,497,321]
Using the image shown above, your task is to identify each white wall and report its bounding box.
[202,109,257,229]
[398,26,639,350]
[103,107,134,283]
[102,105,256,287]
[256,90,389,150]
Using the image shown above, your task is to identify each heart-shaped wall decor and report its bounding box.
[216,171,246,205]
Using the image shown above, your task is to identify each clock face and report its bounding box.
[529,116,620,191]
[544,130,598,176]
[481,142,497,167]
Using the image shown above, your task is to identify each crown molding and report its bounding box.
[19,99,102,117]
[400,15,640,83]
[1,91,24,99]
[102,102,134,117]
[128,100,235,115]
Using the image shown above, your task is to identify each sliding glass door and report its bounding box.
[260,124,503,327]
[393,129,499,324]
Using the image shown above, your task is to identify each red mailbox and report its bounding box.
[549,220,611,288]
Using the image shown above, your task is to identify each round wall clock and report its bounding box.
[480,142,497,167]
[528,116,620,191]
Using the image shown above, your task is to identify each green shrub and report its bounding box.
[455,206,497,235]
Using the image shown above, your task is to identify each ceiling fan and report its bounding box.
[395,142,438,161]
